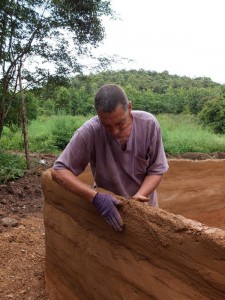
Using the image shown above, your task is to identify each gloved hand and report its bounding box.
[92,193,124,231]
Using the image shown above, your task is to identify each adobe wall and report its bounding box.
[159,160,225,230]
[41,163,225,300]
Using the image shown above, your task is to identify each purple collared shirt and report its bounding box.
[53,111,168,206]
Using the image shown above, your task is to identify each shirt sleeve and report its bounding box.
[53,128,91,176]
[146,121,169,175]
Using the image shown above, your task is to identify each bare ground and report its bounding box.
[1,152,225,300]
[0,155,56,300]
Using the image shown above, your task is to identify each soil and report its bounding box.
[1,151,225,300]
[0,154,56,300]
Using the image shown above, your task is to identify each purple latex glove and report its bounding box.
[92,193,124,231]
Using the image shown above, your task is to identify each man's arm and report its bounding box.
[51,168,97,202]
[132,174,163,198]
[51,168,124,231]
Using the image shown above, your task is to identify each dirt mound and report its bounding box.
[168,151,225,160]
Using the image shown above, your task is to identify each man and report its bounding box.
[51,84,168,232]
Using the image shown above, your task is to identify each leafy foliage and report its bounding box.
[0,126,24,151]
[4,92,38,126]
[198,98,225,134]
[33,69,224,119]
[0,0,113,137]
[0,0,112,80]
[51,115,86,150]
[0,150,26,183]
[3,69,225,137]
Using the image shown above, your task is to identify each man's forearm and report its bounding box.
[51,168,97,202]
[133,174,163,198]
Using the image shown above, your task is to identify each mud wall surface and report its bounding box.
[41,161,225,300]
[159,160,225,230]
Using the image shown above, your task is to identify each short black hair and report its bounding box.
[94,84,129,112]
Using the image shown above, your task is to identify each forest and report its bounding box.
[4,69,225,134]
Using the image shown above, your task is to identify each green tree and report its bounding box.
[0,0,113,137]
[198,98,225,134]
[54,86,73,114]
[73,87,94,115]
[5,91,38,126]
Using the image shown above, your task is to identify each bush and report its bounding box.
[198,98,225,134]
[4,92,38,126]
[52,115,89,150]
[0,151,26,183]
[1,126,24,150]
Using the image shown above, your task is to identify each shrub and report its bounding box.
[1,126,24,150]
[0,151,26,183]
[52,115,89,150]
[198,98,225,134]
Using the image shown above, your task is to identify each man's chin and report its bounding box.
[115,135,122,140]
[110,134,120,139]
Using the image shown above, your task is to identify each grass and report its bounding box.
[158,114,225,154]
[0,114,91,182]
[2,113,225,155]
[1,113,225,182]
[1,114,91,154]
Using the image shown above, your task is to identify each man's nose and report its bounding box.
[111,127,120,136]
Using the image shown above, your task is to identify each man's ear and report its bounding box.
[128,100,132,111]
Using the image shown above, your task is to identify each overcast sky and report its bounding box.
[93,0,225,84]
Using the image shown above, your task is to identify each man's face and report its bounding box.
[97,102,132,139]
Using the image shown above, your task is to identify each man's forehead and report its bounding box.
[98,106,128,123]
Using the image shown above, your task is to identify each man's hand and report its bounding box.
[92,193,124,231]
[132,195,149,202]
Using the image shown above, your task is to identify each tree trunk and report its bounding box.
[0,97,5,139]
[18,64,31,169]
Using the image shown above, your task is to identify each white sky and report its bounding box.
[93,0,225,84]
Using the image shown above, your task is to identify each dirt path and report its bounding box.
[1,152,225,299]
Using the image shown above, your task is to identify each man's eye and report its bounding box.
[117,121,125,127]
